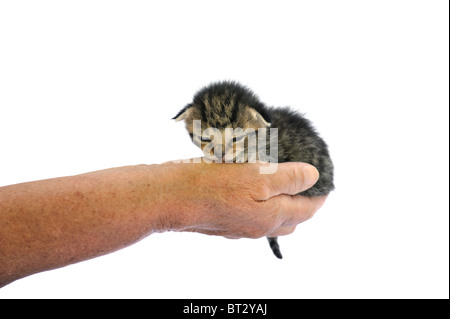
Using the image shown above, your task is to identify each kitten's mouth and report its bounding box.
[202,154,238,163]
[219,155,237,163]
[202,154,223,162]
[222,155,238,163]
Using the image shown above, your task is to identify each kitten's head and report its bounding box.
[173,81,271,160]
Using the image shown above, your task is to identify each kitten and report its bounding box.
[173,81,334,259]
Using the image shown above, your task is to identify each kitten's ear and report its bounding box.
[248,107,271,127]
[172,104,193,122]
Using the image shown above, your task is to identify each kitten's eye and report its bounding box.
[202,136,211,142]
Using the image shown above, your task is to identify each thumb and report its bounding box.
[258,162,320,200]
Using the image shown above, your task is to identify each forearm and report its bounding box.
[0,164,174,286]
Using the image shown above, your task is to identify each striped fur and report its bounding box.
[174,81,334,259]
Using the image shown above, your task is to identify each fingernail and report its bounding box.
[302,164,320,190]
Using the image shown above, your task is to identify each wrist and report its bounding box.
[147,161,210,233]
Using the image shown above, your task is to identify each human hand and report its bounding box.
[156,160,328,239]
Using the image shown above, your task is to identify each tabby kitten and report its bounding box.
[173,81,334,259]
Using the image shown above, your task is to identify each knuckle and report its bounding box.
[286,225,296,235]
[251,181,272,201]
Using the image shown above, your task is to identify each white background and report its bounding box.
[0,1,448,299]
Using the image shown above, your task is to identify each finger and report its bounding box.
[268,194,328,226]
[267,225,297,237]
[183,227,235,238]
[257,162,320,200]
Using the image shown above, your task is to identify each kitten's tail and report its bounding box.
[267,237,282,259]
